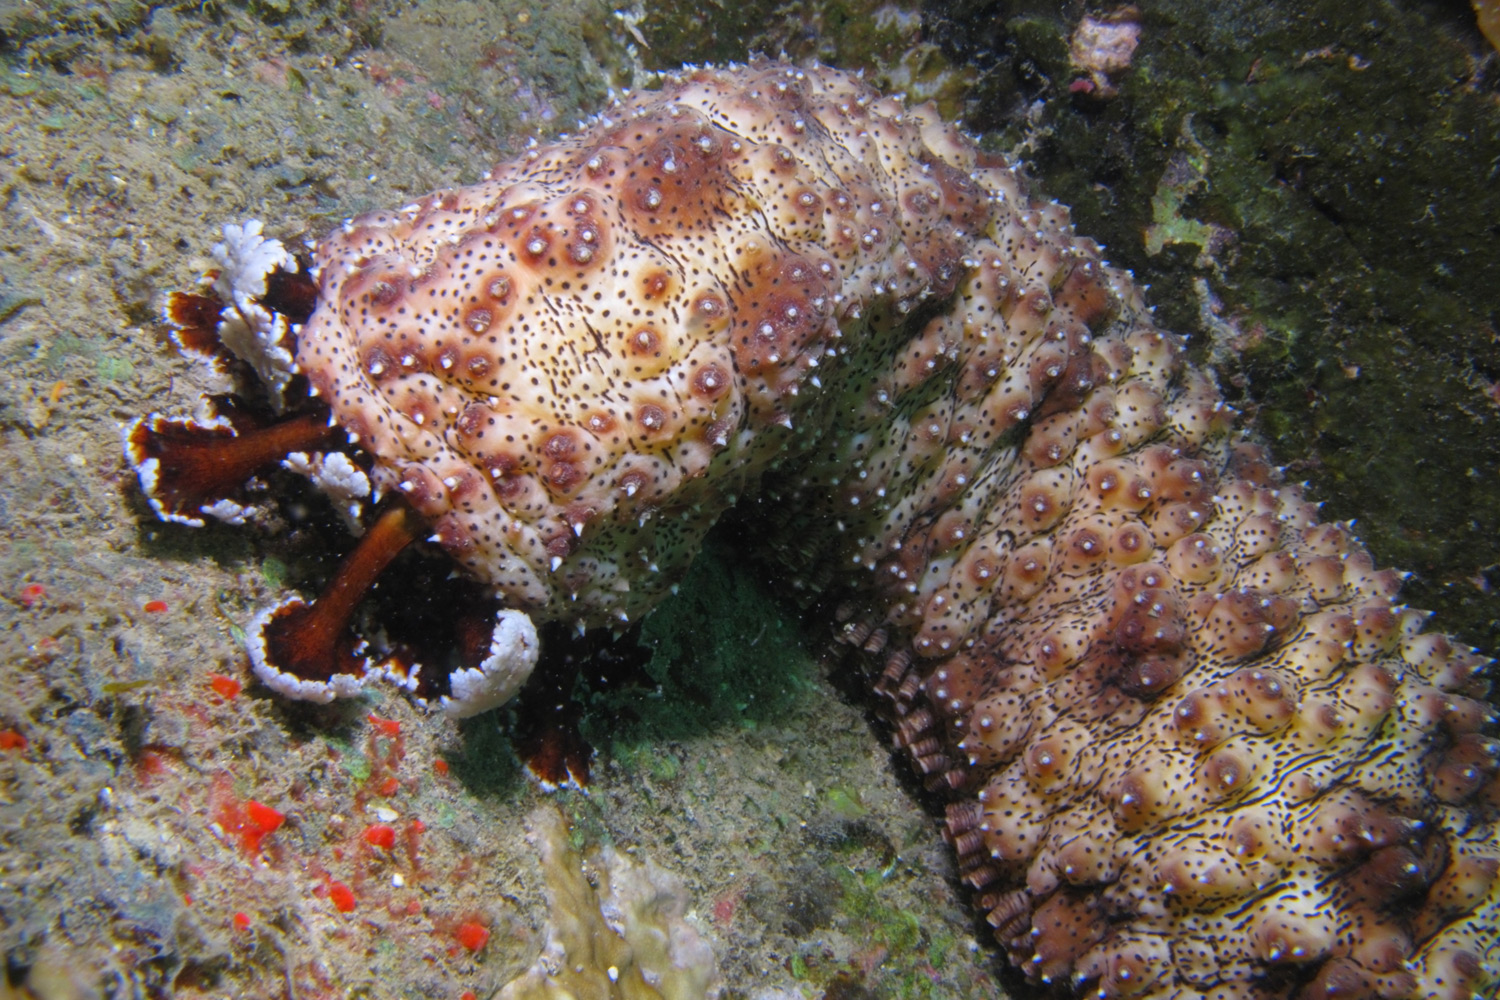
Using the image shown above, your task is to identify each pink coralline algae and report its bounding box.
[130,61,1499,999]
[1068,8,1143,97]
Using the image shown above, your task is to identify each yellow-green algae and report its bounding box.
[497,806,721,1000]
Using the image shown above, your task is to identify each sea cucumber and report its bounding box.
[129,60,1499,998]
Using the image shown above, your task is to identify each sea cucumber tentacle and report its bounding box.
[145,59,1498,998]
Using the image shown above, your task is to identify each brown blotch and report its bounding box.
[702,417,732,448]
[729,252,831,375]
[636,404,668,435]
[584,411,617,435]
[612,109,735,234]
[483,453,529,501]
[544,461,585,495]
[543,431,578,460]
[521,226,552,261]
[907,234,967,300]
[691,363,730,399]
[1201,745,1253,798]
[640,270,672,301]
[617,469,650,498]
[394,464,448,518]
[362,345,396,380]
[693,292,727,325]
[790,187,823,216]
[429,512,475,557]
[485,273,513,304]
[463,306,494,334]
[1023,892,1106,983]
[1209,589,1297,658]
[1028,344,1071,398]
[1017,485,1064,531]
[465,355,494,381]
[1065,527,1106,569]
[1052,262,1116,329]
[541,433,584,495]
[1113,589,1187,655]
[921,150,992,232]
[967,555,1000,585]
[1433,733,1500,804]
[1172,689,1225,746]
[1117,652,1187,699]
[1034,343,1103,421]
[901,185,939,218]
[628,326,662,356]
[343,267,405,311]
[1110,523,1150,560]
[566,192,599,216]
[1157,458,1218,505]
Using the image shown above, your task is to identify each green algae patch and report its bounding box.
[450,712,525,799]
[950,0,1500,649]
[95,355,134,382]
[773,832,975,1000]
[634,0,981,119]
[583,531,818,755]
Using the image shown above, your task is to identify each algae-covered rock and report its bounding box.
[935,0,1500,649]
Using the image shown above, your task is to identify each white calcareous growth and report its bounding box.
[211,219,300,409]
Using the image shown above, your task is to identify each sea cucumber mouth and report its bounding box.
[237,496,544,719]
[123,406,343,527]
[246,500,424,703]
[242,501,543,719]
[138,241,549,721]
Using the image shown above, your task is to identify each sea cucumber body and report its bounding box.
[294,62,1498,999]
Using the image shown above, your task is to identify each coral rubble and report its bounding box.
[134,61,1499,998]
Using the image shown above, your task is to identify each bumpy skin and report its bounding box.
[296,62,1499,1000]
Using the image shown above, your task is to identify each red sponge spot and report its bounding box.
[209,775,286,858]
[245,799,285,834]
[362,823,397,850]
[455,921,490,952]
[328,881,356,913]
[208,674,242,700]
